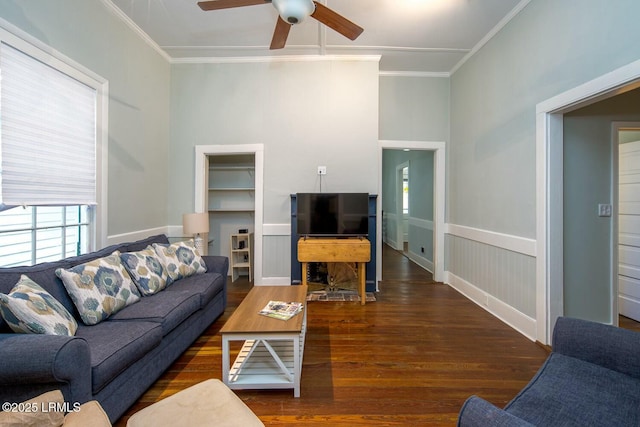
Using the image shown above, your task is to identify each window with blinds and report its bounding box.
[0,32,105,267]
[0,42,97,207]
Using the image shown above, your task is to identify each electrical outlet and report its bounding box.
[598,204,612,217]
[317,166,327,175]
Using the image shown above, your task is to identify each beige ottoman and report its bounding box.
[126,379,264,427]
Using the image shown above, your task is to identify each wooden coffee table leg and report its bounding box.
[222,335,230,386]
[358,262,366,305]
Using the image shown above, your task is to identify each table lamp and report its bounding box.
[182,212,209,255]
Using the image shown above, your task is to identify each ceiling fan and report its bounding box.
[197,0,364,49]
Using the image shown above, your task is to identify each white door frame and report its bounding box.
[396,161,410,251]
[536,60,640,344]
[379,140,446,283]
[194,144,265,285]
[614,122,640,324]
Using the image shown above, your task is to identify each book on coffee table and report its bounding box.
[259,300,303,320]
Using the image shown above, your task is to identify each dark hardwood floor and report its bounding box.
[117,245,640,426]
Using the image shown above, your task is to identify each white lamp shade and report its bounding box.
[183,213,209,235]
[272,0,314,24]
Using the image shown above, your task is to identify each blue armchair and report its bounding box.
[457,317,640,426]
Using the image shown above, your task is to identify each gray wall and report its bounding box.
[379,75,448,273]
[563,88,640,323]
[170,59,379,278]
[379,75,449,141]
[450,0,640,238]
[448,0,640,323]
[0,0,171,240]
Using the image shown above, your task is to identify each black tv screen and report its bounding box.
[296,193,368,237]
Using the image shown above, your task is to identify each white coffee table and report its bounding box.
[220,285,307,397]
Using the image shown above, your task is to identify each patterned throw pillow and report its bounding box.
[55,251,141,325]
[152,240,207,284]
[0,275,77,336]
[120,246,169,296]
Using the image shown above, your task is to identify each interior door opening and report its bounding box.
[617,125,640,323]
[380,145,441,286]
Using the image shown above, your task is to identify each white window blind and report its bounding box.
[0,42,97,207]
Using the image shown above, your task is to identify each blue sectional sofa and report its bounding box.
[458,316,640,426]
[0,234,228,423]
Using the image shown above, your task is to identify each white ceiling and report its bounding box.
[108,0,528,74]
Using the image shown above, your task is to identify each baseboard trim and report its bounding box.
[257,277,291,286]
[407,250,434,274]
[445,271,537,341]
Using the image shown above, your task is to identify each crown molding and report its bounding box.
[171,54,381,65]
[332,45,469,54]
[379,71,449,78]
[450,0,531,75]
[100,0,171,63]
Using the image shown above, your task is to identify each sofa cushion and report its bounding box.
[56,252,141,326]
[120,247,169,296]
[153,240,207,284]
[164,272,225,309]
[74,320,162,394]
[108,290,201,336]
[506,353,640,426]
[0,275,77,336]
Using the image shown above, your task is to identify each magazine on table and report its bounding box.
[259,300,303,320]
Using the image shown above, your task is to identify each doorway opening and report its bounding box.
[537,59,640,344]
[617,124,640,323]
[378,140,445,290]
[194,144,264,284]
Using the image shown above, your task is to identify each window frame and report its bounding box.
[0,20,109,252]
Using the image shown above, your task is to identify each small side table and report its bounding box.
[297,237,371,305]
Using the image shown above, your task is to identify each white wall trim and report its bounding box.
[101,0,171,63]
[409,217,434,231]
[450,0,532,75]
[259,277,291,286]
[379,71,450,78]
[536,58,640,344]
[445,271,537,341]
[171,54,381,65]
[445,223,536,257]
[107,226,169,246]
[408,250,433,274]
[263,223,290,235]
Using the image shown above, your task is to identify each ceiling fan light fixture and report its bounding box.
[272,0,315,24]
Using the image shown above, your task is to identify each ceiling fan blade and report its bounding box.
[311,1,363,41]
[270,17,291,49]
[198,0,270,11]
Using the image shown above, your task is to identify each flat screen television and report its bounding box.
[296,193,369,237]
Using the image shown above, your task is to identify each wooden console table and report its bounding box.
[297,237,371,305]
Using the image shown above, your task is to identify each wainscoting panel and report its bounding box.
[383,211,398,249]
[262,231,290,280]
[445,234,536,318]
[405,218,433,273]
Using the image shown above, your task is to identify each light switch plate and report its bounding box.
[598,204,612,217]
